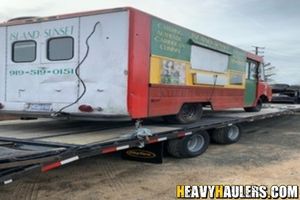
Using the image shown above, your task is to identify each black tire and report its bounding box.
[167,131,209,158]
[210,125,242,144]
[244,99,262,112]
[164,104,203,124]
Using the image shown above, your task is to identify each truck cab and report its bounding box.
[244,53,272,112]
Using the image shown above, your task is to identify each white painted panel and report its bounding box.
[6,22,41,103]
[191,45,229,73]
[194,73,227,86]
[0,27,5,102]
[38,18,79,103]
[5,18,79,103]
[78,11,129,115]
[40,18,79,64]
[2,11,129,117]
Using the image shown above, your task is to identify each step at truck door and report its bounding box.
[6,18,79,104]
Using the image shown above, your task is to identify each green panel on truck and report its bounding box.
[244,80,257,106]
[150,17,246,72]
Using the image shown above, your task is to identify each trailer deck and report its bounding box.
[0,104,299,185]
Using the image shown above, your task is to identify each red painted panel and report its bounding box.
[247,52,263,63]
[256,81,273,103]
[246,54,272,104]
[148,84,245,117]
[127,9,151,119]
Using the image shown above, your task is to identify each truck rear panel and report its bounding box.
[0,9,130,117]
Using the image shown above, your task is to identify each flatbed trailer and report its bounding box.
[0,104,300,185]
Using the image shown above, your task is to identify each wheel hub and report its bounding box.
[187,134,205,153]
[227,126,239,140]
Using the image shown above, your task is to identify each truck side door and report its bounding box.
[244,59,258,106]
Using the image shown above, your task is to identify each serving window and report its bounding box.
[191,45,229,73]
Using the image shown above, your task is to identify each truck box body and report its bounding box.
[0,8,272,120]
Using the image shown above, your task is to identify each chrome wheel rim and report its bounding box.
[227,126,239,140]
[187,134,205,152]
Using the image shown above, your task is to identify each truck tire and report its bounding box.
[167,131,209,158]
[164,104,203,124]
[244,99,262,112]
[211,125,241,144]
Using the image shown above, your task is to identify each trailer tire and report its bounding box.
[244,99,262,112]
[211,125,241,144]
[164,104,203,124]
[167,131,209,158]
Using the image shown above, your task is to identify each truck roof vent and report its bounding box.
[8,16,40,23]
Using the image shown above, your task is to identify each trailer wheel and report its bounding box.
[211,125,241,144]
[244,99,262,112]
[164,104,203,124]
[167,131,209,158]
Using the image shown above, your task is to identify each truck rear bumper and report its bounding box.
[0,110,131,121]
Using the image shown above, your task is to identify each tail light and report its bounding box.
[78,104,94,112]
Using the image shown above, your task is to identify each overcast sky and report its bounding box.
[1,0,299,84]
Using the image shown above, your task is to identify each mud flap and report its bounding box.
[121,142,164,164]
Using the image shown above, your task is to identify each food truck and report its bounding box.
[0,7,272,123]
